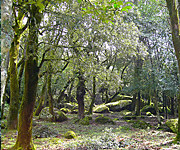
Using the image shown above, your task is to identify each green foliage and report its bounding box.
[128,120,152,129]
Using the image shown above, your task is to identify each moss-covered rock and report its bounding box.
[94,104,110,113]
[112,94,133,102]
[165,119,178,133]
[95,115,115,124]
[128,120,152,129]
[146,111,152,116]
[64,103,78,110]
[39,107,59,120]
[53,110,68,122]
[79,116,90,125]
[141,105,156,115]
[106,100,132,112]
[64,131,76,139]
[60,108,70,113]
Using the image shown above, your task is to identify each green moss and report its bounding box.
[94,104,110,113]
[128,120,152,129]
[112,94,133,102]
[95,115,115,125]
[79,116,90,125]
[141,105,156,115]
[60,108,70,113]
[64,131,76,139]
[165,119,178,133]
[64,103,78,110]
[106,100,132,112]
[146,111,152,116]
[56,111,68,122]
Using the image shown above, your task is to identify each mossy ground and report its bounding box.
[2,113,180,149]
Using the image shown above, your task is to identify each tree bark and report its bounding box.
[13,4,41,149]
[76,72,86,119]
[166,0,180,141]
[88,75,96,114]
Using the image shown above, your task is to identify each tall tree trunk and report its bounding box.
[171,97,175,116]
[131,93,136,111]
[166,0,180,141]
[13,4,41,149]
[7,35,21,129]
[88,75,96,114]
[76,72,86,119]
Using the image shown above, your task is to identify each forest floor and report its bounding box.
[2,112,180,150]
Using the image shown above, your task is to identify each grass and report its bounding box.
[1,113,180,149]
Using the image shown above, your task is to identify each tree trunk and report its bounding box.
[135,91,141,116]
[76,72,86,119]
[171,97,175,116]
[166,0,180,141]
[13,4,41,149]
[1,72,10,119]
[154,91,161,125]
[131,93,136,111]
[7,35,21,129]
[88,76,96,114]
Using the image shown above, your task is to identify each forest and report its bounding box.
[1,0,180,149]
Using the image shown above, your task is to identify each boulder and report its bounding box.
[165,119,178,133]
[39,107,68,122]
[94,104,110,113]
[106,100,132,112]
[64,131,76,139]
[64,103,78,110]
[95,115,115,124]
[141,105,156,115]
[112,95,133,102]
[60,108,70,113]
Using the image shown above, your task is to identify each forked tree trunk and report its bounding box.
[76,72,86,119]
[13,4,41,149]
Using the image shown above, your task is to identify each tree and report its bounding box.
[166,0,180,141]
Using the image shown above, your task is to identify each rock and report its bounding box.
[146,111,152,116]
[112,95,133,102]
[79,116,90,125]
[106,100,132,112]
[39,107,68,122]
[32,125,58,138]
[53,110,68,122]
[95,115,115,124]
[128,120,152,129]
[64,131,76,139]
[141,105,156,115]
[165,119,178,133]
[60,108,70,113]
[64,103,78,110]
[94,104,110,113]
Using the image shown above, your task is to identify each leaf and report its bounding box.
[77,0,82,3]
